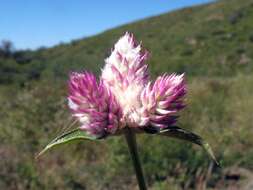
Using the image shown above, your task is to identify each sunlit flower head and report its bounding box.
[68,72,122,137]
[140,74,186,129]
[68,32,186,137]
[101,32,149,126]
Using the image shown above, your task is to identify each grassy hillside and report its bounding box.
[1,0,253,189]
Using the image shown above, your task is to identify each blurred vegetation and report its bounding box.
[1,0,253,189]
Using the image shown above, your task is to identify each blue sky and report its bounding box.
[0,0,213,50]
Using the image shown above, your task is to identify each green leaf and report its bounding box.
[158,126,219,166]
[36,128,97,158]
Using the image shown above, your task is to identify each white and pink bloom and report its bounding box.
[140,74,186,129]
[68,32,186,137]
[40,32,218,168]
[68,72,122,137]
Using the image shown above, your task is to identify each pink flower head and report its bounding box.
[67,32,186,137]
[68,72,122,137]
[102,32,149,126]
[140,74,186,129]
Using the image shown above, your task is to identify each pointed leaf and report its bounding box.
[158,126,219,166]
[36,128,97,158]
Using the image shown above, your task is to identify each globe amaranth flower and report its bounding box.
[140,74,186,129]
[68,72,122,137]
[68,32,186,137]
[101,32,149,127]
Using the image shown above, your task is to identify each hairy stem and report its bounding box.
[124,127,147,190]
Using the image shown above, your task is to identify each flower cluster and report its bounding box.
[68,32,186,137]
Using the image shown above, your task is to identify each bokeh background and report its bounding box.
[1,0,253,189]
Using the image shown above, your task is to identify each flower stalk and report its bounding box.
[124,127,147,190]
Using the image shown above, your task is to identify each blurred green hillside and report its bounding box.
[1,0,253,189]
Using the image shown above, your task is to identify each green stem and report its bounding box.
[124,127,147,190]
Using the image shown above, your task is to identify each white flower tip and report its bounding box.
[68,98,78,110]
